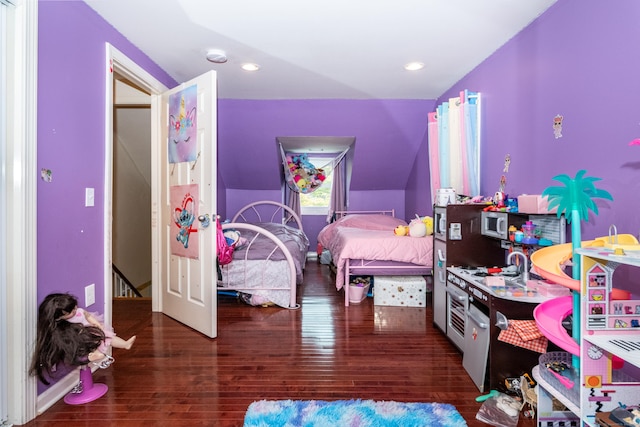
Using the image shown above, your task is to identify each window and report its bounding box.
[278,136,354,218]
[300,156,333,216]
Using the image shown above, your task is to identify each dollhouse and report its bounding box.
[535,247,640,426]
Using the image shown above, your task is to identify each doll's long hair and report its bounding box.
[29,293,105,385]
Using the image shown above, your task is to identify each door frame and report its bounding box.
[104,44,168,318]
[5,0,38,424]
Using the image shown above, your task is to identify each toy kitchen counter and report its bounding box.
[444,266,569,393]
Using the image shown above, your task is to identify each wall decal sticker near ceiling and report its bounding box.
[553,114,564,139]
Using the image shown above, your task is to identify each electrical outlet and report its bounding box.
[85,283,95,307]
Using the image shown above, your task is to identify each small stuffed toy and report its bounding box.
[494,191,507,208]
[394,225,409,236]
[421,216,433,235]
[408,217,427,237]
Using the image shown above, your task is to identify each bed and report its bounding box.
[218,201,309,309]
[317,210,433,306]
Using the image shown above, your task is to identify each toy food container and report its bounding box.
[436,188,456,206]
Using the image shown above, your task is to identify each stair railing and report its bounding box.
[112,264,144,298]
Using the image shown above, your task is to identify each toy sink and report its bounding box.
[502,275,524,286]
[502,275,533,289]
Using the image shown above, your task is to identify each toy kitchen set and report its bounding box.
[433,195,568,393]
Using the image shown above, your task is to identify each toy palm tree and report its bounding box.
[542,170,613,366]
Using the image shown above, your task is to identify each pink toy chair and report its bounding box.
[64,365,108,405]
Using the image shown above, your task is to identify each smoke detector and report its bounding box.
[206,49,228,64]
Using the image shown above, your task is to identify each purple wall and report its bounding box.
[218,99,431,192]
[218,99,434,246]
[405,119,434,219]
[218,101,431,191]
[37,1,176,390]
[439,0,640,241]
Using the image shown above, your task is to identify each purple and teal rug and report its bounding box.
[243,399,468,427]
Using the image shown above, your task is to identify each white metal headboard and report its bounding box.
[333,209,395,220]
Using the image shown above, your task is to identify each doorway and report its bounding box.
[106,46,219,338]
[104,44,169,327]
[112,75,152,302]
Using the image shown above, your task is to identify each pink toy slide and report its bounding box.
[531,236,636,356]
[533,296,578,355]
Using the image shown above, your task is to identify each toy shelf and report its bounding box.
[532,365,580,415]
[583,334,640,368]
[535,246,640,427]
[577,247,640,427]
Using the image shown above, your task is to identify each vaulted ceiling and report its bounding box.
[85,0,557,100]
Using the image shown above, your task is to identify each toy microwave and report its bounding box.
[481,211,527,240]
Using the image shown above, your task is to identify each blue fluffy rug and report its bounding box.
[243,399,468,427]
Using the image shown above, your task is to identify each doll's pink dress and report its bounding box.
[65,307,115,353]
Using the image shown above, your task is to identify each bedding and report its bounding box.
[317,213,433,296]
[217,201,309,309]
[229,222,308,283]
[220,259,295,308]
[318,214,408,244]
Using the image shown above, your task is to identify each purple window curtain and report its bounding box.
[286,187,301,220]
[327,158,346,223]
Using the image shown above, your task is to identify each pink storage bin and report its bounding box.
[517,195,557,214]
[531,280,571,297]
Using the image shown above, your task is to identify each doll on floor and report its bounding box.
[29,293,136,384]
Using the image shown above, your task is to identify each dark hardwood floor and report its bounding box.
[21,259,536,426]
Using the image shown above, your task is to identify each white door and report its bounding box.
[160,71,217,338]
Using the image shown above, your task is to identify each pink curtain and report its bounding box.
[428,90,481,201]
[427,112,440,204]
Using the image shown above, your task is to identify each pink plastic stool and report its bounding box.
[64,365,108,405]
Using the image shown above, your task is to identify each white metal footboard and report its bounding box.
[219,222,299,309]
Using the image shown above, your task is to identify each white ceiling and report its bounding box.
[84,0,557,100]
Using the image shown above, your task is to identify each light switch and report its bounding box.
[85,188,95,207]
[85,283,95,307]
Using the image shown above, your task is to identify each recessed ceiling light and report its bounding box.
[404,62,424,71]
[206,49,227,64]
[241,63,260,71]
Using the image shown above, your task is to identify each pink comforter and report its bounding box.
[318,215,433,290]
